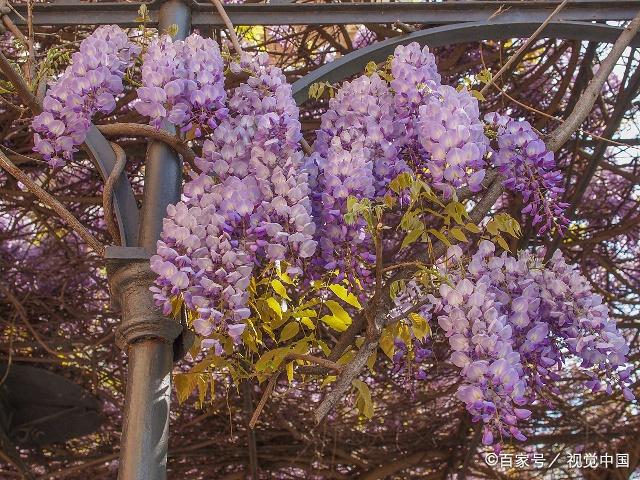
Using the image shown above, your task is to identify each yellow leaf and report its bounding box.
[320,314,350,332]
[325,300,352,325]
[366,349,377,373]
[174,373,195,404]
[428,228,451,247]
[450,227,468,243]
[271,279,291,300]
[352,379,374,419]
[465,222,481,233]
[328,284,362,309]
[286,361,294,383]
[300,316,316,330]
[409,313,430,340]
[495,235,511,253]
[279,322,300,343]
[486,220,499,236]
[320,375,336,388]
[379,326,395,359]
[266,297,282,319]
[197,374,208,406]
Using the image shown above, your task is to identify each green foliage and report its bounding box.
[484,212,522,253]
[308,81,336,100]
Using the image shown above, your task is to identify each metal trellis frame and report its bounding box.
[7,0,640,27]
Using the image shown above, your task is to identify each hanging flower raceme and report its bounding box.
[485,113,569,234]
[135,33,227,136]
[308,72,396,287]
[434,241,633,448]
[309,42,490,290]
[151,53,316,343]
[416,85,489,198]
[32,25,140,167]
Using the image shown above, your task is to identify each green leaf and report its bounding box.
[428,228,452,247]
[401,224,425,249]
[352,379,374,419]
[279,322,300,343]
[329,284,362,309]
[286,361,294,383]
[271,279,291,300]
[450,227,468,243]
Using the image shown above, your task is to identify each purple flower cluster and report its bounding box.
[151,53,316,341]
[485,113,569,234]
[309,72,399,287]
[434,241,633,447]
[416,86,488,198]
[391,42,440,142]
[309,42,490,286]
[135,33,227,136]
[32,25,140,167]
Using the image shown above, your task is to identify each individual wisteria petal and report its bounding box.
[32,25,140,167]
[151,52,316,345]
[135,33,227,135]
[485,113,569,234]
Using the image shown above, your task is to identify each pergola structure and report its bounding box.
[0,1,639,479]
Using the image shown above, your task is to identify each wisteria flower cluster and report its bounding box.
[33,25,140,167]
[434,242,633,447]
[308,43,492,289]
[28,30,633,446]
[135,33,227,136]
[485,112,569,234]
[151,53,316,340]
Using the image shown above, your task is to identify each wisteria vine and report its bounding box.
[31,29,635,449]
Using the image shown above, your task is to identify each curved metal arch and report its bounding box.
[292,21,640,104]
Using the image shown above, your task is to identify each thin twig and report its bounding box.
[1,15,29,49]
[0,49,41,113]
[0,285,70,357]
[25,0,34,82]
[103,142,126,244]
[480,0,568,96]
[0,149,105,255]
[96,122,196,167]
[490,83,639,149]
[210,0,243,56]
[285,353,342,372]
[546,9,640,152]
[249,370,280,429]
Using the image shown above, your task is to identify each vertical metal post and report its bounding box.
[116,3,191,479]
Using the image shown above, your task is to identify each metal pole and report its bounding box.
[116,2,191,479]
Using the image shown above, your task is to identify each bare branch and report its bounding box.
[0,149,105,255]
[546,9,640,152]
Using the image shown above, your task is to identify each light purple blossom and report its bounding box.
[32,25,140,167]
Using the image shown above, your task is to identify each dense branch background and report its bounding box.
[0,3,639,479]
